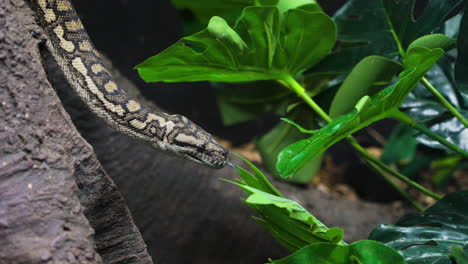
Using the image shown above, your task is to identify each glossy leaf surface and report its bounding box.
[269,241,407,264]
[370,191,468,264]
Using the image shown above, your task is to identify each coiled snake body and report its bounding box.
[27,0,228,168]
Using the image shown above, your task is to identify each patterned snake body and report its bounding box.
[27,0,228,168]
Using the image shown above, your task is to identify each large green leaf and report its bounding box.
[170,0,321,26]
[213,81,293,125]
[307,0,397,77]
[455,6,468,102]
[403,53,468,152]
[328,55,402,118]
[369,190,468,264]
[380,124,418,165]
[231,156,344,251]
[407,34,456,52]
[277,47,444,178]
[399,13,468,153]
[257,107,323,183]
[382,0,465,49]
[269,241,407,264]
[136,6,336,83]
[308,0,463,77]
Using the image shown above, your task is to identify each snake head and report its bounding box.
[155,114,229,169]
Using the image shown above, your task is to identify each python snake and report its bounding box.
[26,0,228,168]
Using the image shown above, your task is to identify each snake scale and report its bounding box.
[26,0,228,168]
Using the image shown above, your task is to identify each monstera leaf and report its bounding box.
[170,0,321,26]
[268,241,407,264]
[136,6,335,83]
[455,7,468,102]
[309,0,463,77]
[369,190,468,264]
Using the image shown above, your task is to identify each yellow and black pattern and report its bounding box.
[27,0,228,168]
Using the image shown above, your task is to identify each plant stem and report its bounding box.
[283,75,332,122]
[282,75,442,201]
[347,137,441,200]
[420,77,468,127]
[366,162,425,211]
[392,109,468,158]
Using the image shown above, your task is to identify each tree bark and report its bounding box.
[0,1,407,263]
[0,1,151,263]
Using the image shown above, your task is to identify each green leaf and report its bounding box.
[257,108,323,183]
[407,34,456,52]
[430,155,464,188]
[455,5,468,102]
[280,118,315,134]
[280,8,335,75]
[369,190,468,264]
[451,246,468,264]
[403,53,468,152]
[382,0,465,49]
[307,0,398,77]
[276,48,444,178]
[170,0,321,26]
[240,185,345,246]
[136,6,336,83]
[269,241,407,264]
[307,0,463,78]
[232,157,345,251]
[381,124,418,165]
[329,55,402,118]
[213,81,292,125]
[234,153,283,197]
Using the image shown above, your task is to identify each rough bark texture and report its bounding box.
[0,1,152,263]
[1,1,407,264]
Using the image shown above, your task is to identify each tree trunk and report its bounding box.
[0,1,407,263]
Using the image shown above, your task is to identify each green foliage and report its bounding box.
[277,47,444,178]
[369,190,468,264]
[257,107,323,183]
[151,1,468,262]
[328,56,402,118]
[136,6,335,83]
[140,1,468,262]
[231,155,344,251]
[170,0,321,25]
[430,155,464,188]
[137,4,336,182]
[233,158,410,264]
[382,0,465,49]
[407,34,456,52]
[455,6,468,102]
[451,246,468,264]
[269,241,407,264]
[404,53,468,152]
[212,81,292,125]
[308,0,398,76]
[380,124,418,165]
